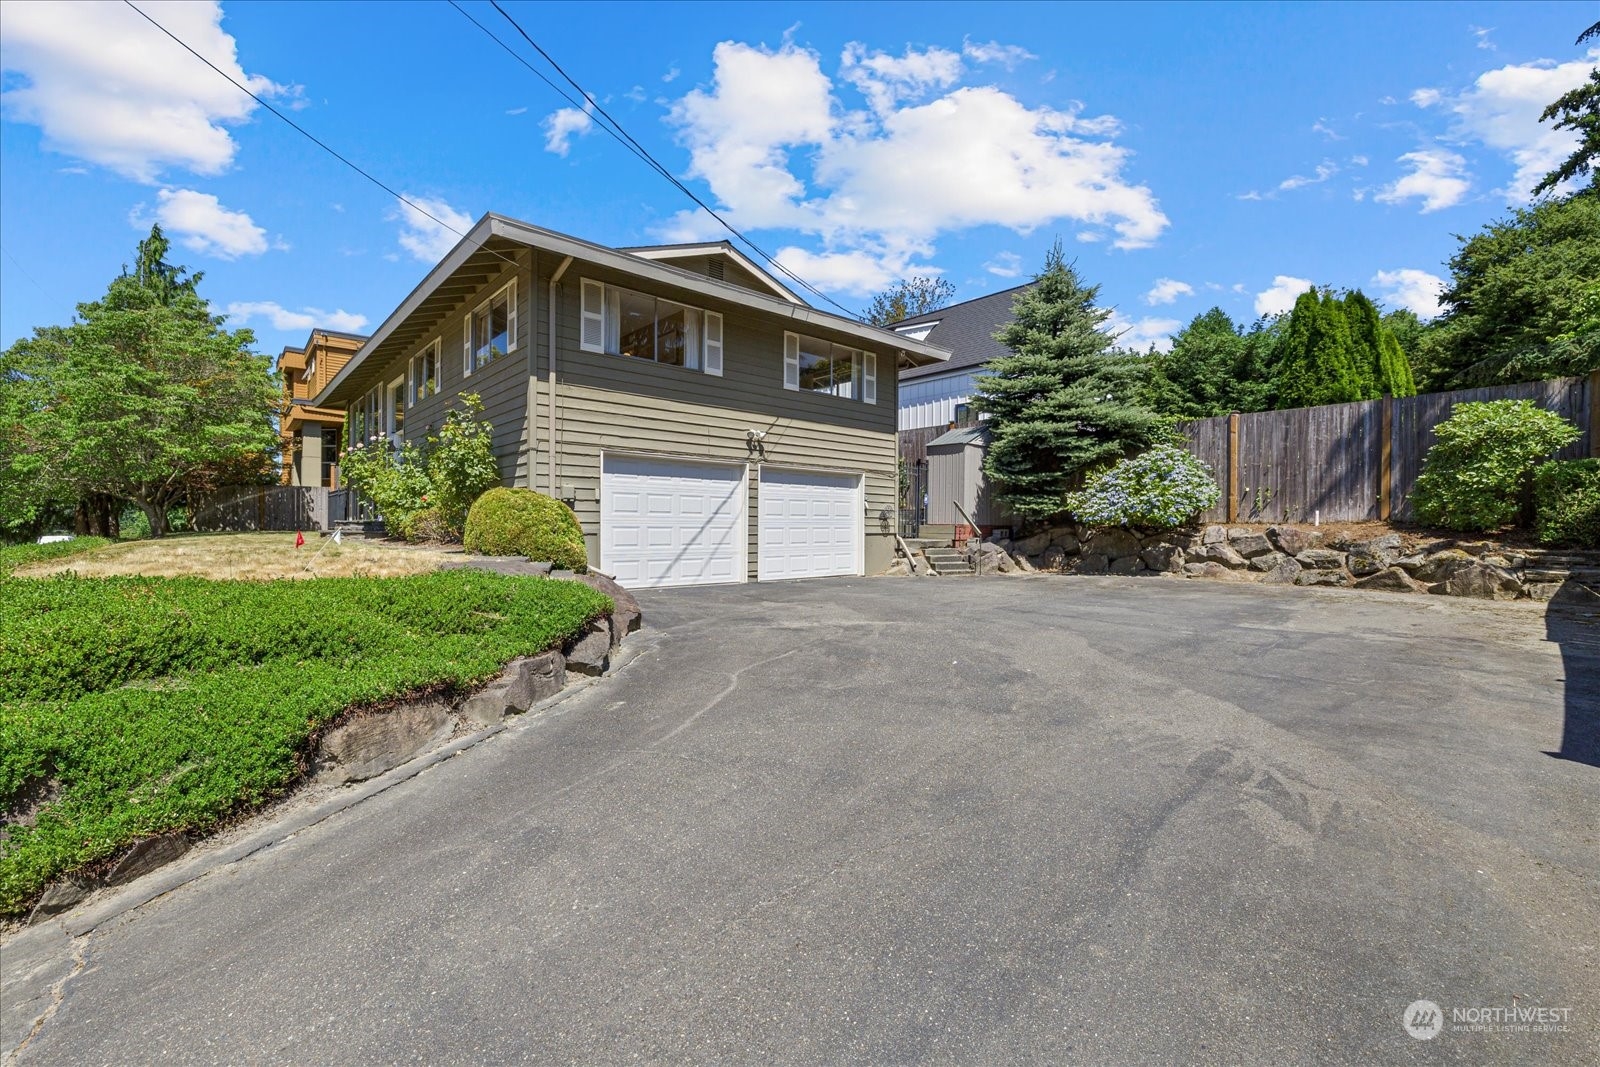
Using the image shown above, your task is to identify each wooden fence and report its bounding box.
[190,486,330,532]
[1178,372,1599,525]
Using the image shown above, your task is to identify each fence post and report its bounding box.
[1226,412,1240,525]
[1378,396,1393,521]
[1590,369,1599,458]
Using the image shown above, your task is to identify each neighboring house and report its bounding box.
[277,329,366,487]
[313,215,950,588]
[892,284,1027,463]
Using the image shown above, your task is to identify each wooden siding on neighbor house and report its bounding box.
[348,254,900,577]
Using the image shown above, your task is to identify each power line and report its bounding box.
[464,0,863,319]
[120,0,522,275]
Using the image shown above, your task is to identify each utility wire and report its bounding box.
[469,0,863,319]
[120,0,522,275]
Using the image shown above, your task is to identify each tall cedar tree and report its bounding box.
[1,226,277,536]
[973,249,1162,518]
[1274,289,1417,407]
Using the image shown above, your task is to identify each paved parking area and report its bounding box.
[5,575,1596,1064]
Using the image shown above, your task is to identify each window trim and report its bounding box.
[783,331,876,403]
[463,278,518,377]
[409,338,440,405]
[579,277,722,376]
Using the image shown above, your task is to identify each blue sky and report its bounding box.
[2,1,1595,360]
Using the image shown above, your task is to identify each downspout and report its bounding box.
[548,256,573,497]
[525,249,538,490]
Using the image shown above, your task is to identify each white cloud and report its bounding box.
[984,251,1023,278]
[1430,52,1597,200]
[1104,311,1181,353]
[542,105,593,156]
[133,188,269,259]
[0,0,291,182]
[662,66,681,84]
[772,245,902,296]
[1470,26,1496,51]
[227,301,368,334]
[1255,275,1314,317]
[1144,278,1194,306]
[1371,268,1446,319]
[1411,88,1443,108]
[505,106,528,116]
[1311,119,1343,140]
[1375,148,1471,212]
[961,38,1037,70]
[664,40,1167,289]
[392,195,474,262]
[1278,161,1338,190]
[1350,154,1369,166]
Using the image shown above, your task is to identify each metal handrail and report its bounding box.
[952,498,984,576]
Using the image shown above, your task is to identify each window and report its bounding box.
[580,279,722,376]
[305,354,317,386]
[410,340,440,404]
[354,389,381,446]
[321,427,340,487]
[463,280,517,376]
[783,333,878,404]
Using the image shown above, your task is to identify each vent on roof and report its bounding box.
[707,259,725,281]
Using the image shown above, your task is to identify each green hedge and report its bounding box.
[1534,459,1600,549]
[463,488,588,571]
[0,570,611,914]
[0,537,111,575]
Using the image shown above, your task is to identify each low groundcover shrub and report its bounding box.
[1065,444,1221,529]
[463,488,589,571]
[0,570,611,915]
[0,537,111,575]
[1533,458,1600,549]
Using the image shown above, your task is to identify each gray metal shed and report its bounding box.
[925,423,1014,530]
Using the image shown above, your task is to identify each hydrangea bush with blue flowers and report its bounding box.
[1065,444,1220,529]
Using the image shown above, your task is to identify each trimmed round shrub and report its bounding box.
[463,488,587,570]
[1411,400,1581,532]
[1065,444,1220,529]
[1533,458,1600,548]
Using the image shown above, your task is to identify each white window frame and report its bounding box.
[409,339,440,405]
[578,278,722,376]
[783,331,875,402]
[463,278,518,377]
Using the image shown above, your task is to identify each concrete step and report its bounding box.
[923,548,973,575]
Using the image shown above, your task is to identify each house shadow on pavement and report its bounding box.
[1545,577,1600,767]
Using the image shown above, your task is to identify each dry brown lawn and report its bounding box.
[12,532,453,581]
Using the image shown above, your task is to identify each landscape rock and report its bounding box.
[1229,533,1275,559]
[1436,562,1523,601]
[1260,556,1303,584]
[1086,527,1143,561]
[1013,553,1036,573]
[1194,542,1249,568]
[1076,553,1110,575]
[1394,553,1428,573]
[523,651,567,704]
[106,834,190,886]
[1186,561,1241,580]
[28,879,91,923]
[1228,527,1254,541]
[1295,548,1347,570]
[885,558,912,577]
[1353,567,1431,594]
[573,572,642,639]
[1052,533,1082,555]
[1040,546,1068,571]
[565,621,612,676]
[909,552,930,576]
[1412,550,1475,585]
[1248,551,1287,571]
[1107,555,1143,575]
[318,702,453,783]
[1347,535,1403,576]
[1141,544,1185,573]
[1013,532,1053,556]
[1202,525,1228,545]
[1268,526,1318,555]
[1294,570,1348,587]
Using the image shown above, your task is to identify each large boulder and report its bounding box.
[1294,570,1349,587]
[1193,542,1249,568]
[1141,543,1186,573]
[1013,531,1053,556]
[1229,533,1275,559]
[1248,551,1288,572]
[967,541,1016,574]
[1202,525,1228,545]
[318,703,453,783]
[1040,545,1068,571]
[1412,549,1475,585]
[1353,566,1430,594]
[1436,562,1524,600]
[1085,527,1142,561]
[1184,561,1242,580]
[1052,532,1082,555]
[1267,526,1317,556]
[573,572,642,639]
[1076,553,1110,575]
[1347,535,1403,577]
[1107,555,1143,575]
[1295,548,1347,570]
[564,619,613,676]
[1260,556,1303,584]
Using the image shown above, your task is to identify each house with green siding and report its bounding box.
[314,214,950,588]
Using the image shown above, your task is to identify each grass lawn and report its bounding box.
[0,567,611,917]
[9,531,448,581]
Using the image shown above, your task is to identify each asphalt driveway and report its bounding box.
[4,575,1597,1064]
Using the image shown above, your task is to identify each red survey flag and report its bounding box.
[295,531,305,548]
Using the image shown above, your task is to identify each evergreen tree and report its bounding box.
[1143,308,1279,417]
[1344,290,1416,397]
[1274,289,1366,408]
[972,246,1163,518]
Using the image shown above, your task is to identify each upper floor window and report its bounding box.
[410,339,440,404]
[579,279,723,376]
[464,279,517,376]
[305,354,317,386]
[783,332,877,404]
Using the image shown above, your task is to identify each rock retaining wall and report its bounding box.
[992,524,1600,603]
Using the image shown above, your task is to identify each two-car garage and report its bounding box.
[599,454,863,589]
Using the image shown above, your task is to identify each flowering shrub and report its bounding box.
[1065,444,1220,529]
[340,394,502,541]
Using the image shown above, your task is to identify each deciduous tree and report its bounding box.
[863,276,957,326]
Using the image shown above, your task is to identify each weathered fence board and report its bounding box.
[191,487,329,532]
[1180,373,1595,526]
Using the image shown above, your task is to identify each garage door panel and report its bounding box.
[758,468,862,581]
[602,456,745,589]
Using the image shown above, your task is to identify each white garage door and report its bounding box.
[758,467,862,581]
[601,455,745,589]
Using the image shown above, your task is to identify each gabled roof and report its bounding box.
[315,214,950,407]
[892,284,1031,381]
[619,240,807,305]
